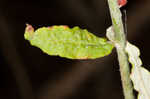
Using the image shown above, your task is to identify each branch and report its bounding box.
[107,0,135,99]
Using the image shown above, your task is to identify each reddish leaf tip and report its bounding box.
[26,24,34,33]
[118,0,127,7]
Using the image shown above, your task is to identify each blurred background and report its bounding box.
[0,0,150,99]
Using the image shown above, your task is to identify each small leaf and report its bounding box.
[24,24,114,59]
[125,42,150,99]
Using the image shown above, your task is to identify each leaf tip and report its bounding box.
[118,0,127,7]
[24,24,34,40]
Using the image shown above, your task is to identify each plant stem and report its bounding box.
[107,0,135,99]
[116,45,135,99]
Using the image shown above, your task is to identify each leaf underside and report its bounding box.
[126,42,150,99]
[24,25,113,59]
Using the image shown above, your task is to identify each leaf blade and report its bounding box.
[125,42,150,99]
[24,25,114,59]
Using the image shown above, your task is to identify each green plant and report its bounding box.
[24,0,150,99]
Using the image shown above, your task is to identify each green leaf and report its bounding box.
[24,24,114,59]
[125,42,150,99]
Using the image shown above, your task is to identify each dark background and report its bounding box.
[0,0,150,99]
